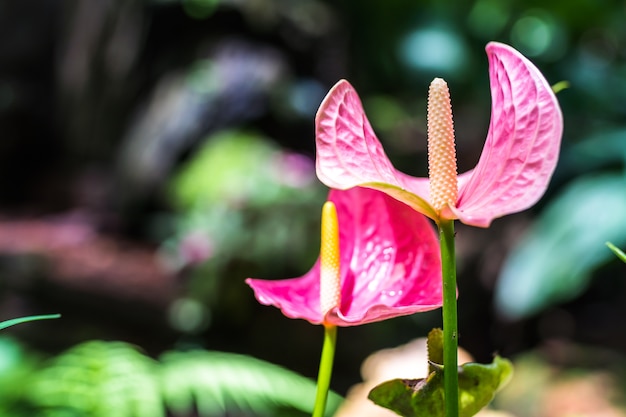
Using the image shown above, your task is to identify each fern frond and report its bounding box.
[25,341,344,417]
[159,350,343,417]
[28,341,163,417]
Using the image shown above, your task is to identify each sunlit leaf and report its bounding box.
[368,356,512,417]
[495,175,626,320]
[427,328,444,374]
[0,337,41,412]
[160,350,343,417]
[28,341,163,417]
[27,341,339,417]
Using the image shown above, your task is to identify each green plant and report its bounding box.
[26,340,342,417]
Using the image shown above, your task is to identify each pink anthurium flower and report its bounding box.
[246,187,442,326]
[315,42,563,227]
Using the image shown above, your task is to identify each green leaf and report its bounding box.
[427,328,444,374]
[159,350,343,417]
[457,358,513,416]
[26,340,343,417]
[0,314,60,331]
[28,341,163,417]
[368,356,513,417]
[494,175,626,319]
[606,242,626,263]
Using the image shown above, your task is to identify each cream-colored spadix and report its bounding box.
[427,78,458,213]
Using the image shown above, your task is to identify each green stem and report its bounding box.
[439,219,458,417]
[312,324,337,417]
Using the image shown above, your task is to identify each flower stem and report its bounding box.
[312,324,337,417]
[439,218,458,417]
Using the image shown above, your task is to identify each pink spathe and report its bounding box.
[246,187,442,326]
[315,42,563,227]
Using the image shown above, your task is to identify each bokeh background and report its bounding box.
[1,0,626,416]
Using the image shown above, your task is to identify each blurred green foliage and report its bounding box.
[0,338,41,416]
[169,130,315,210]
[495,122,626,318]
[1,338,342,417]
[161,130,324,333]
[495,175,626,320]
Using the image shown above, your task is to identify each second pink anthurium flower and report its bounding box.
[246,187,442,326]
[315,42,563,227]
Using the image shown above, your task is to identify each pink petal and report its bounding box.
[315,81,438,220]
[246,187,442,326]
[454,42,563,227]
[246,269,324,323]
